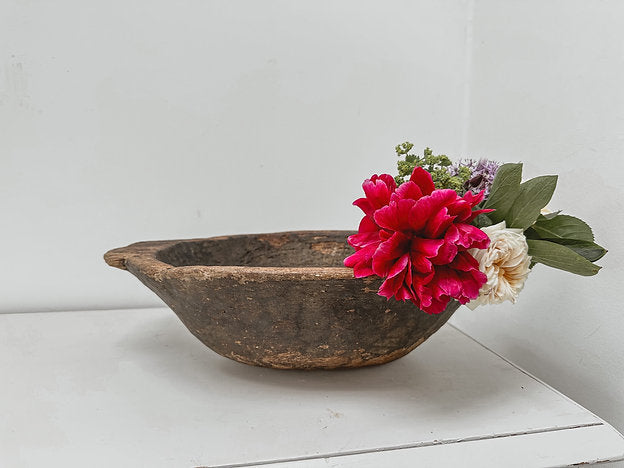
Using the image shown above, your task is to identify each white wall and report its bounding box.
[450,0,624,438]
[2,0,624,443]
[1,0,470,312]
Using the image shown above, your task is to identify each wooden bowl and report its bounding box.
[104,231,459,370]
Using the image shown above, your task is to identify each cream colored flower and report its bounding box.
[467,221,531,308]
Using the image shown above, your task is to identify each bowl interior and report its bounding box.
[156,231,355,268]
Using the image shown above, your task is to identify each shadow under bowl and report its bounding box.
[104,231,459,370]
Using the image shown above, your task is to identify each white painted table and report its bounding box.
[1,307,622,467]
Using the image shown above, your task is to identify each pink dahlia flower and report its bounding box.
[344,167,492,314]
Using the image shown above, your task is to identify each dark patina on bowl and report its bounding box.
[104,231,459,370]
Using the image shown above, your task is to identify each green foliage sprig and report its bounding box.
[395,143,471,192]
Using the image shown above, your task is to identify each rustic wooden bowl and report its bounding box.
[104,231,459,370]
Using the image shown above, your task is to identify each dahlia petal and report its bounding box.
[387,253,410,279]
[344,244,377,278]
[431,241,458,265]
[362,175,393,210]
[377,280,395,299]
[392,269,416,302]
[378,272,406,299]
[450,251,480,271]
[456,223,490,249]
[413,283,433,308]
[353,197,375,216]
[430,224,460,265]
[413,269,435,287]
[373,203,399,231]
[353,263,374,278]
[377,174,397,192]
[393,181,423,202]
[430,188,459,206]
[446,199,472,222]
[347,230,379,249]
[411,190,458,234]
[424,207,457,239]
[434,268,462,298]
[344,247,367,268]
[404,259,413,288]
[395,286,414,302]
[359,215,378,232]
[469,266,488,285]
[372,232,410,277]
[379,229,392,241]
[374,199,414,231]
[347,217,380,248]
[412,238,445,257]
[466,208,495,223]
[411,253,433,274]
[408,198,433,232]
[362,182,389,208]
[409,167,435,195]
[444,224,460,243]
[461,190,478,205]
[422,297,450,315]
[456,270,483,300]
[396,199,416,229]
[463,189,486,206]
[415,189,457,210]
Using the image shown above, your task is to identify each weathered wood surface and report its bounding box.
[104,231,458,369]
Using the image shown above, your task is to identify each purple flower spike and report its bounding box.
[449,158,500,197]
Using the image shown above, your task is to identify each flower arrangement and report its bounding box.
[344,142,606,315]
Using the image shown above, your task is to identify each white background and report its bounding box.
[2,0,623,444]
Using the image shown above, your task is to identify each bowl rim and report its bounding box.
[104,230,360,281]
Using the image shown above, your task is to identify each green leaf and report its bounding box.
[531,214,594,242]
[523,227,540,240]
[483,163,523,223]
[507,175,558,229]
[550,239,607,262]
[473,213,493,228]
[527,239,601,276]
